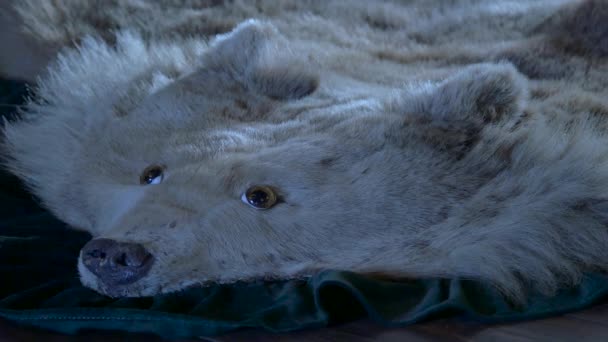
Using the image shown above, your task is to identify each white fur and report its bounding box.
[2,0,608,303]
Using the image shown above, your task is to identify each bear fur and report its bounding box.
[2,0,608,302]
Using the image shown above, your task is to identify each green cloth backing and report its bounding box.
[1,79,608,339]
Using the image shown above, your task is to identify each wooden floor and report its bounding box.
[2,300,608,341]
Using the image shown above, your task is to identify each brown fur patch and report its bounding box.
[548,0,608,58]
[234,99,248,110]
[318,157,338,166]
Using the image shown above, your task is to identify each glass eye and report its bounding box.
[242,185,278,209]
[140,165,164,185]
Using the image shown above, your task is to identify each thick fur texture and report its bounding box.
[2,0,608,302]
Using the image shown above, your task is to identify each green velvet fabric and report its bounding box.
[1,79,608,339]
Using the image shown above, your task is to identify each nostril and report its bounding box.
[81,238,117,264]
[110,245,151,268]
[111,251,151,267]
[114,252,128,267]
[87,249,106,259]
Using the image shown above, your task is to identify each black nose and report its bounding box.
[81,238,154,286]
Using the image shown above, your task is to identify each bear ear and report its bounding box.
[400,63,528,155]
[426,62,528,124]
[207,19,319,100]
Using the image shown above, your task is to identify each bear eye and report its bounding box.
[242,185,278,210]
[140,165,164,185]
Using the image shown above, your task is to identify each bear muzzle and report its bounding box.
[81,238,154,286]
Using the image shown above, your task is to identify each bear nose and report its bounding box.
[81,238,154,286]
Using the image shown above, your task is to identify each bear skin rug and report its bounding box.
[1,0,608,303]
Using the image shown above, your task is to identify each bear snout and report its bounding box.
[81,238,154,286]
